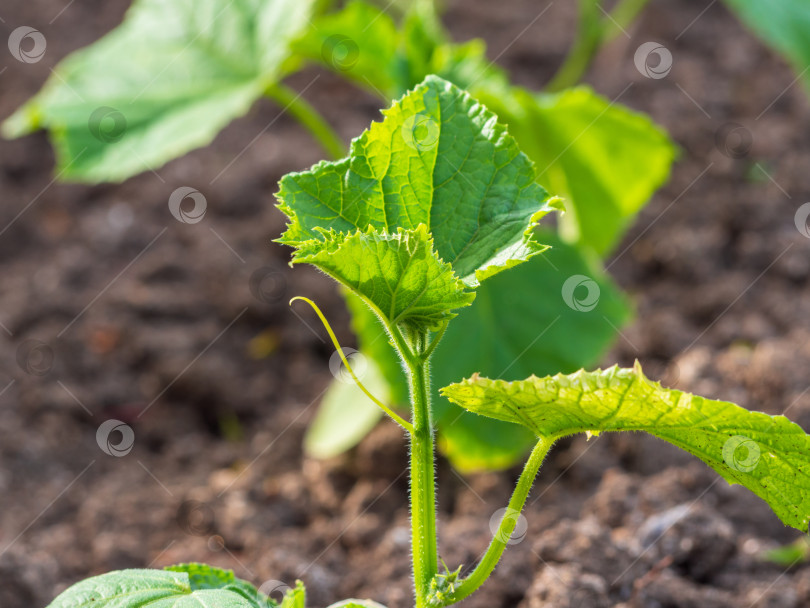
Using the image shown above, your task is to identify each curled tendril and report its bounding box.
[289,296,414,434]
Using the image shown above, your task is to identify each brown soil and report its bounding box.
[2,0,810,607]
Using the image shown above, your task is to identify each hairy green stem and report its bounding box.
[444,436,556,605]
[546,0,651,92]
[408,352,439,607]
[265,83,346,160]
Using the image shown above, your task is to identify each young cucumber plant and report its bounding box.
[45,75,810,608]
[1,0,676,473]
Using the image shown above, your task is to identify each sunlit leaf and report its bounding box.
[276,75,558,291]
[476,86,676,256]
[292,226,474,332]
[443,363,810,530]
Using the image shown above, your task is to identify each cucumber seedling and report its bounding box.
[45,76,810,608]
[1,0,679,473]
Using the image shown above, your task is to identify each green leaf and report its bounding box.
[442,363,810,531]
[291,0,403,98]
[2,0,314,183]
[320,229,630,470]
[292,226,475,332]
[723,0,810,91]
[46,564,270,608]
[475,86,676,256]
[163,563,263,604]
[280,581,306,608]
[276,74,557,289]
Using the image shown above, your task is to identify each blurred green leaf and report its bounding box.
[47,564,272,608]
[724,0,810,90]
[292,0,507,99]
[291,0,403,97]
[476,86,676,256]
[763,537,810,566]
[3,0,314,182]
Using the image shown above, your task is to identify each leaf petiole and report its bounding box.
[290,297,414,434]
[419,320,449,362]
[441,436,556,605]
